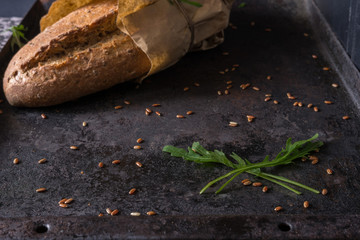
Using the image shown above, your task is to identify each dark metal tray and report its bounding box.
[1,0,360,239]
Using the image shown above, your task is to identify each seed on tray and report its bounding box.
[41,113,47,119]
[114,105,123,110]
[106,208,112,214]
[224,68,229,73]
[252,87,260,91]
[98,162,104,168]
[226,85,233,89]
[322,189,328,195]
[224,89,230,95]
[194,82,200,87]
[287,93,294,99]
[70,146,79,150]
[265,94,272,97]
[217,90,222,96]
[301,157,307,162]
[176,115,185,119]
[331,83,339,88]
[59,199,67,204]
[307,103,313,108]
[147,211,157,216]
[152,103,161,107]
[273,100,279,104]
[250,21,255,26]
[323,67,330,71]
[312,55,318,59]
[222,52,229,56]
[313,106,319,112]
[293,102,299,106]
[59,203,68,208]
[124,100,131,105]
[266,75,272,80]
[298,102,303,107]
[64,198,73,204]
[240,83,250,90]
[155,111,162,116]
[129,188,137,195]
[145,111,150,116]
[38,158,47,164]
[98,213,104,217]
[81,171,84,174]
[112,160,121,165]
[342,115,350,120]
[233,64,240,67]
[82,121,88,127]
[186,111,194,115]
[303,201,310,208]
[183,87,190,92]
[241,179,250,183]
[252,182,262,187]
[0,109,3,114]
[326,168,333,175]
[229,121,238,127]
[262,186,268,193]
[243,180,252,186]
[219,71,225,75]
[111,209,119,216]
[247,115,255,122]
[137,138,143,143]
[133,145,142,150]
[36,188,47,193]
[304,33,309,37]
[274,206,283,212]
[135,161,143,168]
[226,81,233,85]
[264,97,271,102]
[324,100,333,104]
[131,212,141,216]
[146,108,152,114]
[13,158,19,164]
[311,159,319,165]
[265,28,272,32]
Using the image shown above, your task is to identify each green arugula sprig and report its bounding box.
[3,24,28,52]
[163,134,323,195]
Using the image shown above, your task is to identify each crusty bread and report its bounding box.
[3,0,151,107]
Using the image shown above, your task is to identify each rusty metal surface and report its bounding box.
[0,0,360,238]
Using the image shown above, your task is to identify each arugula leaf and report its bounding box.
[5,24,28,52]
[163,134,323,194]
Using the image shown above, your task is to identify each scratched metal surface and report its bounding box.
[0,0,359,238]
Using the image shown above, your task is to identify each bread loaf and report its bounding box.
[3,0,151,107]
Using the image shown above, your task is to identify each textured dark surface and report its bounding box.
[0,0,360,238]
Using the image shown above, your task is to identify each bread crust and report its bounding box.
[3,0,150,107]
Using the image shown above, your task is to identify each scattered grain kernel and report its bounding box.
[219,71,225,75]
[184,87,190,92]
[70,146,78,150]
[298,102,303,107]
[252,182,262,187]
[226,85,233,89]
[240,83,250,90]
[59,198,67,204]
[147,211,157,216]
[106,208,112,215]
[311,159,319,165]
[331,83,339,88]
[135,161,143,168]
[186,111,194,115]
[301,157,307,162]
[324,100,333,105]
[194,82,200,87]
[112,160,121,165]
[322,189,328,195]
[98,162,104,168]
[80,171,84,174]
[124,100,131,105]
[82,121,87,127]
[233,64,239,67]
[265,94,272,97]
[64,198,73,204]
[111,209,119,216]
[226,81,233,85]
[38,158,47,164]
[264,97,271,102]
[304,33,309,37]
[323,67,330,71]
[224,68,229,73]
[274,206,283,212]
[250,21,255,26]
[59,203,68,208]
[129,188,136,195]
[262,186,268,193]
[342,115,350,120]
[313,106,319,112]
[145,108,152,114]
[241,179,250,183]
[309,155,318,161]
[289,96,296,100]
[176,115,185,119]
[273,100,279,104]
[152,103,161,107]
[155,111,162,116]
[265,28,272,32]
[312,55,318,59]
[36,188,47,193]
[224,89,230,95]
[307,103,313,108]
[243,180,252,186]
[0,109,3,114]
[98,213,104,217]
[13,158,19,164]
[41,113,47,119]
[303,201,310,208]
[222,52,229,56]
[266,75,272,80]
[137,138,143,144]
[247,115,255,122]
[326,168,333,175]
[231,67,236,71]
[229,121,238,127]
[217,90,222,96]
[114,105,123,110]
[131,212,141,216]
[252,87,260,91]
[133,145,142,150]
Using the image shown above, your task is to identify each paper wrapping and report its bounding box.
[41,0,234,78]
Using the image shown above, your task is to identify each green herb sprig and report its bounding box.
[168,0,203,7]
[163,134,323,194]
[2,24,28,52]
